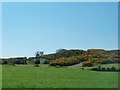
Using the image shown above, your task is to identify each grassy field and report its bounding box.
[0,65,2,89]
[2,64,119,88]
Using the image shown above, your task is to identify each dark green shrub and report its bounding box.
[101,67,105,71]
[111,66,116,71]
[34,64,39,67]
[3,61,7,64]
[106,67,111,71]
[97,65,101,71]
[91,65,119,72]
[44,60,49,64]
[35,59,40,64]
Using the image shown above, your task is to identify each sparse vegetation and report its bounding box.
[91,64,120,72]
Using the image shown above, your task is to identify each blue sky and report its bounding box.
[2,2,118,57]
[0,3,2,58]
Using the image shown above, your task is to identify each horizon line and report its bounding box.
[1,48,119,58]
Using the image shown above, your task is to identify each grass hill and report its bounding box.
[1,49,119,68]
[42,49,119,67]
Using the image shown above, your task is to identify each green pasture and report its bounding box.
[0,65,2,89]
[2,64,119,88]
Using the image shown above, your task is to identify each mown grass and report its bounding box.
[0,65,2,89]
[2,64,119,88]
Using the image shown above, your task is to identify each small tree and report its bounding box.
[40,51,44,56]
[35,51,40,58]
[34,51,44,66]
[34,51,40,67]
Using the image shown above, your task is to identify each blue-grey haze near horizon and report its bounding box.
[2,2,118,58]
